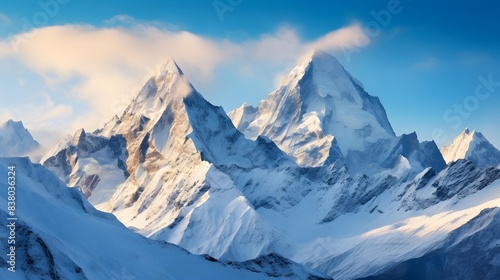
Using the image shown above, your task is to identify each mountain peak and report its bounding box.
[1,119,31,136]
[462,127,474,135]
[280,50,346,89]
[441,128,500,167]
[4,119,24,130]
[298,50,344,76]
[303,49,341,65]
[0,119,40,157]
[73,128,86,141]
[157,57,184,77]
[230,50,397,168]
[153,57,194,98]
[118,57,197,121]
[241,102,253,108]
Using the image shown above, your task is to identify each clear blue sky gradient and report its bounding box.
[1,0,499,148]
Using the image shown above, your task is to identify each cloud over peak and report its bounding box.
[0,18,370,147]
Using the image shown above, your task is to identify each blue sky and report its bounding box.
[0,0,499,149]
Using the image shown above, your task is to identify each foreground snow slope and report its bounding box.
[358,207,500,280]
[0,157,331,280]
[296,177,500,279]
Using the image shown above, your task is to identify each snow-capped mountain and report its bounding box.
[229,50,394,167]
[43,58,299,261]
[0,157,331,280]
[441,128,500,168]
[0,119,40,157]
[42,54,500,280]
[229,50,445,174]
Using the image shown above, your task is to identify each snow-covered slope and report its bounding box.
[229,50,445,174]
[0,157,332,280]
[0,120,40,157]
[295,177,500,279]
[441,128,500,168]
[358,207,500,280]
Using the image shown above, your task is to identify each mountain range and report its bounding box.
[2,50,500,279]
[0,120,40,157]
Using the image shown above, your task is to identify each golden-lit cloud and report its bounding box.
[0,20,370,146]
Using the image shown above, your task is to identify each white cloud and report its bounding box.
[0,91,74,149]
[0,19,370,144]
[307,24,370,53]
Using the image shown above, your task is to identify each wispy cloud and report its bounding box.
[0,18,370,143]
[0,91,74,148]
